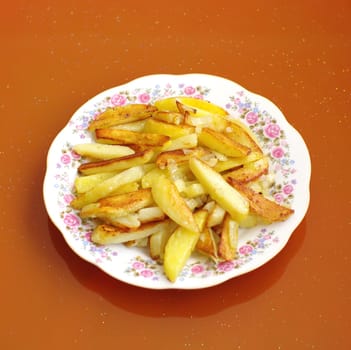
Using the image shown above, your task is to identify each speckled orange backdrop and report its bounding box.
[1,1,350,349]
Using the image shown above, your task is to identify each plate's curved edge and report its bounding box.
[43,73,311,290]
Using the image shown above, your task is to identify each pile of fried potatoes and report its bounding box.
[70,96,294,282]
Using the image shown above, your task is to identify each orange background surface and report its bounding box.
[1,0,350,349]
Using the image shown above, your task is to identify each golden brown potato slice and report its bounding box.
[88,104,157,131]
[195,227,218,261]
[230,180,294,223]
[198,128,251,157]
[91,220,171,245]
[79,188,154,219]
[224,156,269,184]
[151,176,199,233]
[218,214,239,261]
[95,128,170,147]
[78,149,154,175]
[225,120,263,154]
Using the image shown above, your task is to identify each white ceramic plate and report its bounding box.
[43,73,311,289]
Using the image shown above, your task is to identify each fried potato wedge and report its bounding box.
[230,180,294,223]
[71,165,146,209]
[143,118,195,139]
[74,172,116,194]
[111,119,147,132]
[163,210,208,282]
[73,143,135,160]
[151,176,199,232]
[218,215,239,261]
[149,221,178,262]
[161,133,198,151]
[95,128,170,147]
[155,148,207,169]
[91,220,171,245]
[206,203,226,227]
[225,120,263,154]
[78,149,154,175]
[189,157,249,223]
[152,111,184,125]
[154,96,228,117]
[224,156,269,184]
[198,128,251,157]
[79,188,154,219]
[196,227,218,261]
[137,206,165,223]
[213,152,263,172]
[88,104,157,131]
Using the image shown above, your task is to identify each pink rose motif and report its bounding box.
[140,269,153,278]
[132,261,145,270]
[110,93,127,106]
[63,193,75,204]
[274,193,284,203]
[191,264,205,274]
[245,111,258,124]
[71,150,81,160]
[271,147,284,159]
[85,232,92,241]
[283,184,294,195]
[138,93,150,103]
[184,86,196,95]
[63,213,80,227]
[239,244,254,256]
[60,154,71,165]
[264,123,280,138]
[217,261,235,272]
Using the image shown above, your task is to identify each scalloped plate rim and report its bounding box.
[43,73,311,290]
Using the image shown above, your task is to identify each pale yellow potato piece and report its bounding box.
[154,96,228,117]
[141,167,166,188]
[137,206,165,223]
[163,210,208,282]
[214,152,263,172]
[78,149,154,175]
[151,176,199,233]
[73,143,134,160]
[74,172,116,193]
[198,128,251,157]
[71,165,146,209]
[152,111,184,125]
[189,157,249,223]
[149,221,178,262]
[181,181,206,198]
[206,204,226,227]
[162,134,198,151]
[143,118,194,139]
[112,119,147,132]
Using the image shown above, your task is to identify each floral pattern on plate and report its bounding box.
[44,74,310,289]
